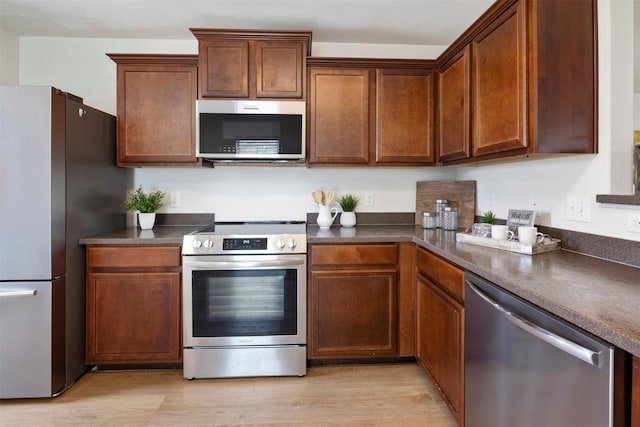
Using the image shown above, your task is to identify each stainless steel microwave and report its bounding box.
[196,100,305,161]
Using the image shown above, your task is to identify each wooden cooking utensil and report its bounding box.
[312,190,324,205]
[325,190,335,205]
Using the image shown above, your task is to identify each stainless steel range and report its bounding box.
[182,222,307,379]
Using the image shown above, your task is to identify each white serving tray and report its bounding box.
[456,232,561,255]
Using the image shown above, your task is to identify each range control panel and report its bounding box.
[182,234,306,255]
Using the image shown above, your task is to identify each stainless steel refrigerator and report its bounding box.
[0,85,129,398]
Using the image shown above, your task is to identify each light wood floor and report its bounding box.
[0,363,457,426]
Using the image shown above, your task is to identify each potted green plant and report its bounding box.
[337,194,359,228]
[122,186,166,229]
[482,211,496,224]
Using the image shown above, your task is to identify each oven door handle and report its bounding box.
[183,258,306,269]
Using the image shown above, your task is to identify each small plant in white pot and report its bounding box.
[337,194,359,228]
[122,186,165,230]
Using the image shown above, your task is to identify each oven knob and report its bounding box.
[276,238,286,250]
[192,238,202,249]
[203,239,214,248]
[287,238,297,250]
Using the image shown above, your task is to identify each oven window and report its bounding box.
[191,269,297,337]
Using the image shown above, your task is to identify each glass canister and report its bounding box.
[421,212,437,229]
[434,199,448,228]
[442,206,458,230]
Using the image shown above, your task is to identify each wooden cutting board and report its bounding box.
[415,181,476,229]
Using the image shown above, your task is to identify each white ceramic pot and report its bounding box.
[138,212,156,230]
[340,211,356,228]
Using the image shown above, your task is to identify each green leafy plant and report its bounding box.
[337,194,360,212]
[122,186,165,213]
[482,210,496,224]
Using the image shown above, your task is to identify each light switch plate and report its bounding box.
[626,213,640,233]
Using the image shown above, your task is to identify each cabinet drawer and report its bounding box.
[87,246,181,269]
[416,248,464,302]
[310,244,397,267]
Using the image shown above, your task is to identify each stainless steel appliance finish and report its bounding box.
[0,86,128,398]
[464,272,625,427]
[182,222,307,379]
[196,99,305,161]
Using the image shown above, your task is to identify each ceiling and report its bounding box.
[0,0,496,46]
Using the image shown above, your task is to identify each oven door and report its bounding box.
[183,254,306,347]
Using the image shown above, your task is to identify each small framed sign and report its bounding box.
[506,209,535,232]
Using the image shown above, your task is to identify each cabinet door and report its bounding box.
[416,274,464,425]
[376,69,435,164]
[309,270,397,358]
[472,1,527,157]
[113,57,198,166]
[308,68,370,164]
[199,40,249,98]
[439,45,471,163]
[86,272,182,365]
[256,41,305,99]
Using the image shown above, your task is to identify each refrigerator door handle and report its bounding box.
[467,281,600,366]
[0,289,38,298]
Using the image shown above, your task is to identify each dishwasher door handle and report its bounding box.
[467,281,600,366]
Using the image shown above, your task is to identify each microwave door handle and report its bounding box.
[467,281,600,366]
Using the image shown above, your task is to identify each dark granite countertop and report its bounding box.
[309,224,640,358]
[78,225,203,245]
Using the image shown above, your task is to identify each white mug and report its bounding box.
[518,226,545,245]
[491,225,514,241]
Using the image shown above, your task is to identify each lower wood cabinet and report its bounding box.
[416,247,465,427]
[308,243,414,359]
[85,245,182,367]
[633,356,640,426]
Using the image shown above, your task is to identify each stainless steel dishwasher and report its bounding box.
[464,272,627,427]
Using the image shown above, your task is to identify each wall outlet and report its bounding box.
[488,193,496,211]
[529,194,541,210]
[566,195,590,222]
[169,191,181,208]
[627,213,640,233]
[363,191,375,207]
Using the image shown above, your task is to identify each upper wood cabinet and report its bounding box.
[307,58,437,167]
[108,54,199,167]
[376,69,435,164]
[437,0,597,165]
[438,45,471,162]
[472,0,527,157]
[191,29,311,100]
[308,67,370,164]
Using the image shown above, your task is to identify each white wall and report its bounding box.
[10,0,639,240]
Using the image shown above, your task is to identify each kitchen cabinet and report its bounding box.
[85,245,182,367]
[438,45,471,162]
[307,58,436,166]
[416,247,465,427]
[307,67,370,164]
[308,243,415,359]
[633,356,640,426]
[191,29,311,100]
[107,54,199,167]
[437,0,597,164]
